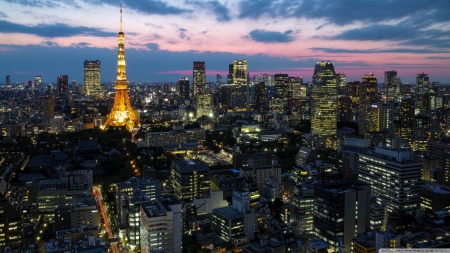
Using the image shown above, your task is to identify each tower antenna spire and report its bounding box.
[120,0,123,32]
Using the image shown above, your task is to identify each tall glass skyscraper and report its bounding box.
[57,75,68,95]
[193,61,206,96]
[384,70,399,102]
[310,61,337,147]
[233,60,248,84]
[84,60,101,96]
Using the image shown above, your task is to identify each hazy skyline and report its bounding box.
[1,0,449,84]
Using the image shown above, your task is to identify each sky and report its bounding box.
[0,0,450,84]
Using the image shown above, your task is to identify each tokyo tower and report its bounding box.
[103,3,140,131]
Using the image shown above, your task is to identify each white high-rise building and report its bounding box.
[357,147,421,215]
[140,196,181,253]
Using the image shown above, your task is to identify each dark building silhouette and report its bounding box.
[57,75,69,95]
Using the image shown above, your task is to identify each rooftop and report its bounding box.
[213,206,244,220]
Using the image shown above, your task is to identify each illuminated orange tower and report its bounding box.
[103,3,140,131]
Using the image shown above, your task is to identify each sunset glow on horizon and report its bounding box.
[1,0,449,83]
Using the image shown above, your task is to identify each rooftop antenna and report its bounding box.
[120,0,123,32]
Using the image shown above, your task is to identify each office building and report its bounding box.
[361,103,394,136]
[290,77,305,108]
[115,177,162,219]
[0,196,22,248]
[416,73,430,96]
[5,75,10,86]
[260,176,283,202]
[196,91,213,118]
[54,195,99,230]
[347,81,360,118]
[35,75,42,88]
[399,98,415,142]
[291,184,314,236]
[357,147,421,214]
[57,75,69,95]
[375,231,400,253]
[420,183,450,214]
[384,70,399,102]
[232,84,249,112]
[171,159,210,201]
[43,96,55,119]
[140,196,182,253]
[121,194,154,250]
[219,84,233,111]
[336,73,346,94]
[37,170,93,221]
[273,73,290,113]
[254,82,267,112]
[177,77,190,102]
[193,61,206,96]
[359,74,379,135]
[414,115,430,136]
[227,64,234,84]
[212,206,247,243]
[239,164,281,189]
[274,74,289,99]
[210,175,238,200]
[337,95,352,122]
[145,128,205,148]
[352,233,376,253]
[50,115,65,133]
[314,181,371,250]
[310,61,338,147]
[370,201,387,230]
[233,60,248,84]
[416,73,430,113]
[84,60,101,96]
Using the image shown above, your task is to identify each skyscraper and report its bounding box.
[57,75,68,95]
[227,64,233,84]
[274,73,289,99]
[310,61,338,147]
[336,73,347,95]
[5,75,12,90]
[254,82,267,112]
[43,97,55,119]
[384,70,399,102]
[177,77,190,101]
[196,91,213,118]
[220,84,233,111]
[359,74,379,136]
[193,61,206,96]
[290,77,304,108]
[232,84,249,112]
[416,73,430,96]
[399,98,415,141]
[35,76,42,89]
[416,73,430,113]
[84,60,101,96]
[233,60,248,84]
[103,5,140,131]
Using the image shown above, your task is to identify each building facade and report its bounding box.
[84,60,101,96]
[310,61,338,147]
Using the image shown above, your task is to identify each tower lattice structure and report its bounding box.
[103,4,140,131]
